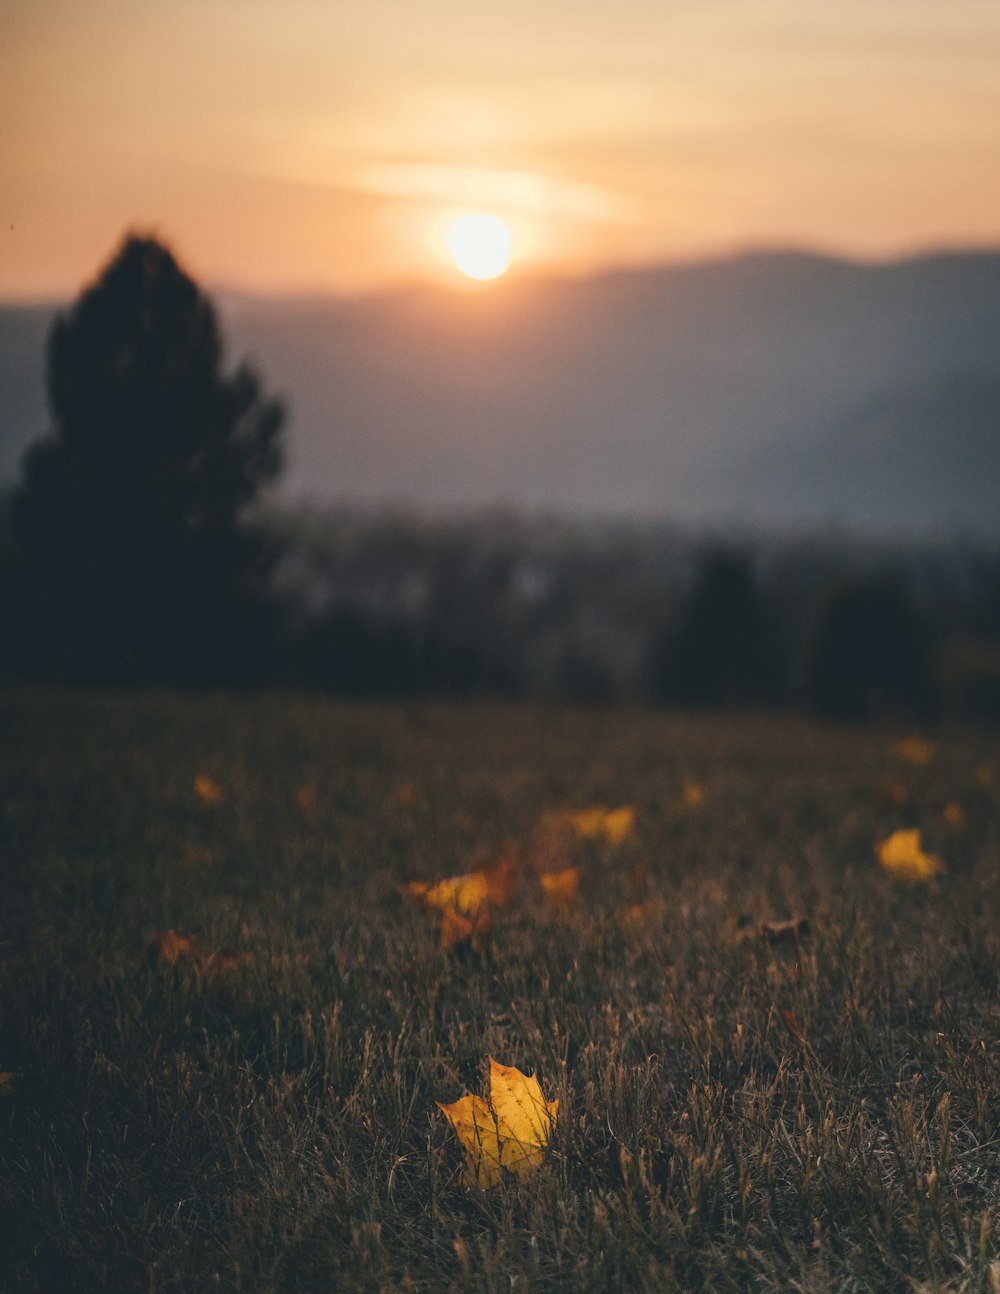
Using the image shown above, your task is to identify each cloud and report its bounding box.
[354,162,636,225]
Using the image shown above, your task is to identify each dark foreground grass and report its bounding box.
[2,691,999,1293]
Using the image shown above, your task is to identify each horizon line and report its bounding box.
[3,235,1000,311]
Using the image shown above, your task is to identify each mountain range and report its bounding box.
[2,247,999,533]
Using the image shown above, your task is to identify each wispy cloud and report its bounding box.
[355,162,636,225]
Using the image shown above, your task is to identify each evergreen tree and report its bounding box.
[10,234,284,682]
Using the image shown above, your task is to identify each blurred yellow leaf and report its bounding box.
[404,854,520,921]
[603,805,636,844]
[878,828,943,882]
[894,736,934,767]
[296,783,318,816]
[193,773,223,804]
[976,762,995,787]
[0,1071,14,1096]
[405,871,490,917]
[566,804,635,844]
[540,864,581,912]
[567,806,605,838]
[942,801,966,829]
[438,1057,558,1189]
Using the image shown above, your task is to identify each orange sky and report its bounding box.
[2,0,1000,300]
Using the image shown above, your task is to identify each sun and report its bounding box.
[445,213,513,281]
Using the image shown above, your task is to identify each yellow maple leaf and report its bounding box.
[540,864,581,912]
[438,1057,558,1188]
[193,773,223,804]
[878,828,943,882]
[894,735,934,767]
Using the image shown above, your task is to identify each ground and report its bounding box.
[2,691,999,1292]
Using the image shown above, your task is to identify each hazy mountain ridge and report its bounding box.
[3,248,999,530]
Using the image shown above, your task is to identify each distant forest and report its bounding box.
[259,504,1000,721]
[5,485,1000,719]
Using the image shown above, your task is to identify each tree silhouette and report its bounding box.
[803,575,937,721]
[656,549,786,708]
[10,234,285,682]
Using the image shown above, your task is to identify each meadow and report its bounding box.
[2,690,999,1292]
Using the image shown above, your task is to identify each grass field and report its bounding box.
[2,690,999,1292]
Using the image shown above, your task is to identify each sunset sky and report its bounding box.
[3,0,1000,300]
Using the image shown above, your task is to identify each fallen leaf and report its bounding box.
[566,804,635,844]
[405,871,491,917]
[438,1057,558,1188]
[894,735,934,766]
[540,865,581,913]
[438,1092,501,1188]
[878,828,943,882]
[193,773,223,804]
[760,917,811,945]
[942,801,966,830]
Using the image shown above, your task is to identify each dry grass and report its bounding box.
[2,690,999,1292]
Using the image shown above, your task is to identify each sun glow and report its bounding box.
[445,213,513,281]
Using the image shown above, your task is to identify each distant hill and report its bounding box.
[3,248,999,531]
